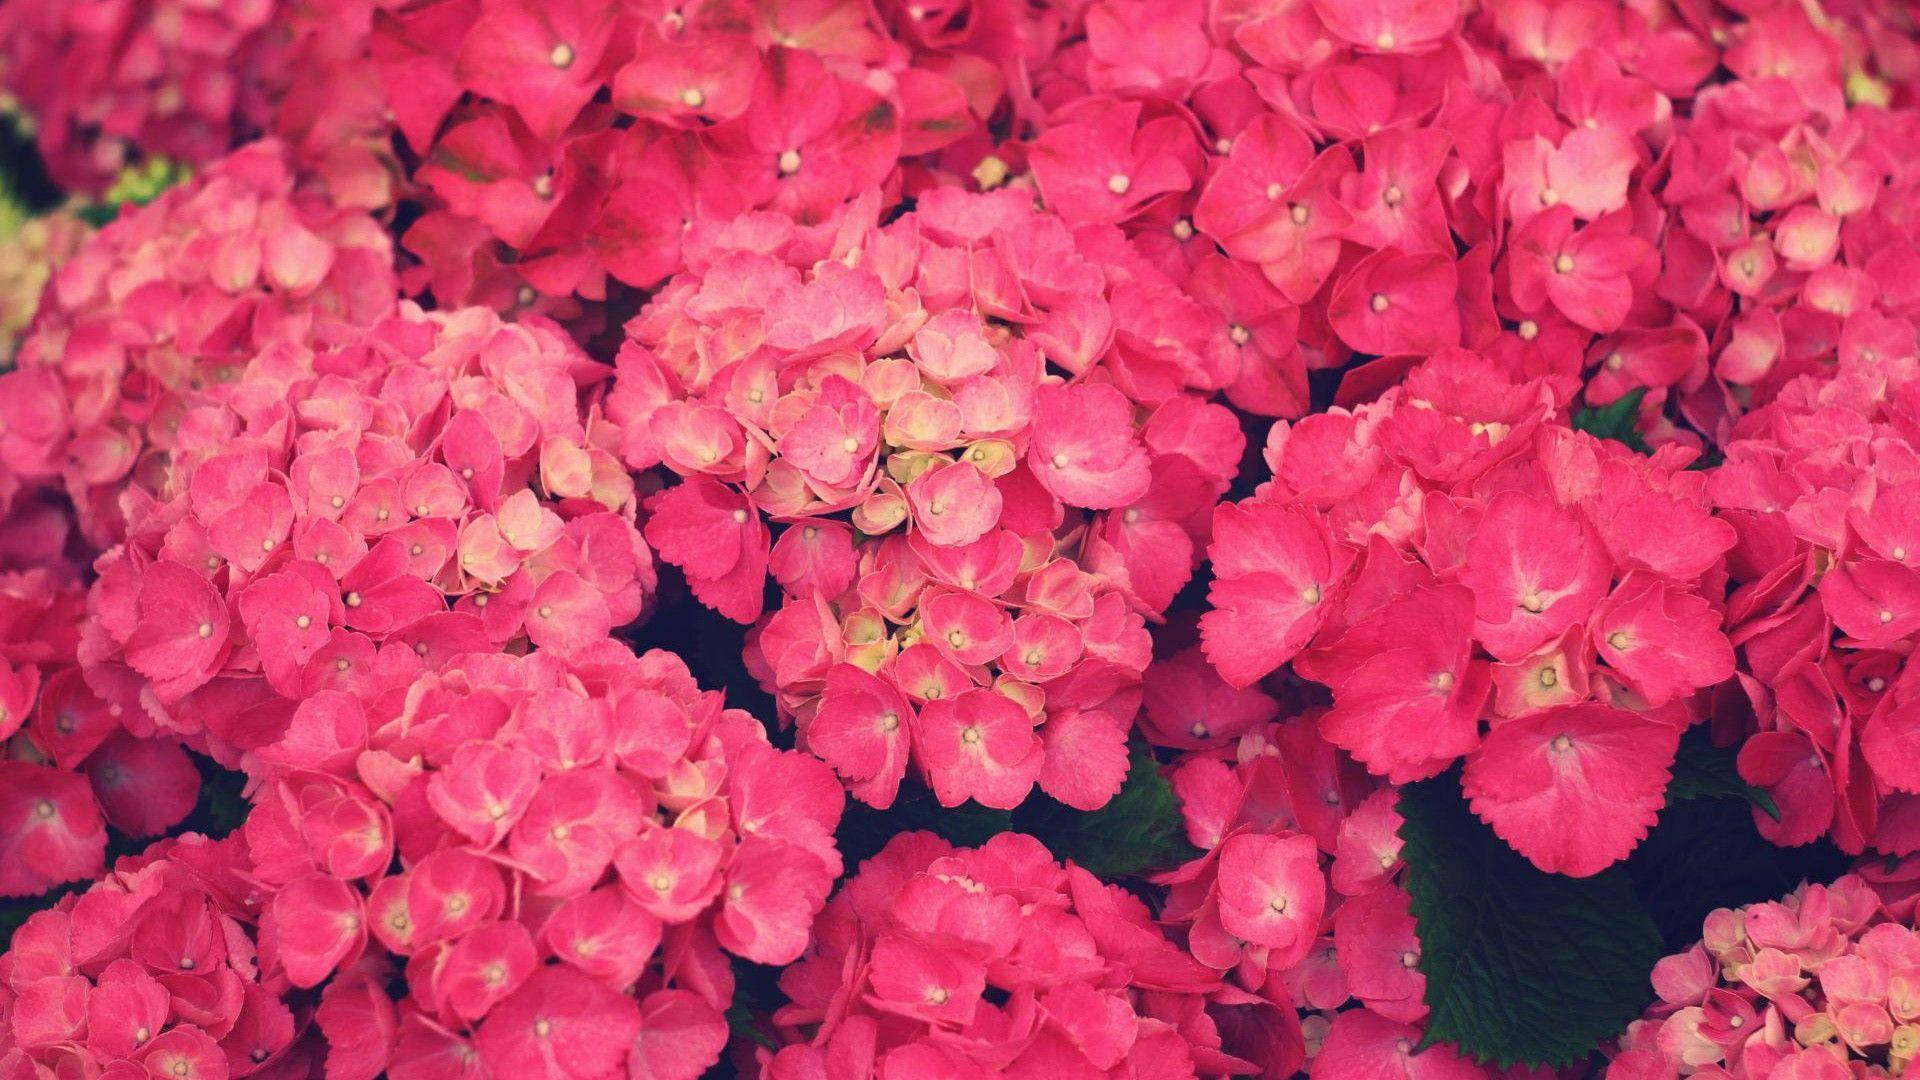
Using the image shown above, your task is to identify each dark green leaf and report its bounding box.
[189,756,249,836]
[1571,387,1652,454]
[1399,769,1664,1068]
[1666,726,1779,820]
[723,958,783,1052]
[1625,792,1850,953]
[834,783,1012,870]
[724,998,775,1050]
[834,740,1198,879]
[76,203,120,228]
[1012,740,1201,878]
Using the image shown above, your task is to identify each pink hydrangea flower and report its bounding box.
[372,0,1002,310]
[0,0,396,199]
[761,831,1289,1076]
[75,298,654,769]
[1200,349,1733,874]
[1703,326,1920,855]
[227,645,842,1079]
[614,188,1245,813]
[4,4,1920,1078]
[1155,703,1498,1078]
[0,833,323,1079]
[0,140,397,550]
[1613,874,1920,1080]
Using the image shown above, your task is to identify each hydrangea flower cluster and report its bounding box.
[0,568,113,900]
[1199,347,1736,877]
[1667,45,1920,858]
[0,139,396,550]
[613,186,1247,814]
[77,294,651,745]
[0,0,394,203]
[242,644,842,1080]
[1712,335,1920,857]
[372,0,1015,314]
[21,296,652,905]
[1151,694,1511,1080]
[0,832,321,1080]
[0,0,287,193]
[0,136,657,902]
[1611,873,1918,1079]
[1,394,155,902]
[1660,8,1920,441]
[759,830,1298,1077]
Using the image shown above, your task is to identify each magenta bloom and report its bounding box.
[1615,874,1920,1079]
[613,188,1243,814]
[765,831,1287,1076]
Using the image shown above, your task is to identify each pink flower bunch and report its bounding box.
[0,0,282,192]
[0,139,397,550]
[1650,0,1920,865]
[0,561,153,901]
[1709,334,1920,856]
[0,483,174,903]
[0,831,324,1080]
[1152,694,1500,1080]
[0,0,399,205]
[369,0,1020,313]
[243,644,843,1080]
[0,217,652,897]
[1659,5,1920,443]
[72,295,653,777]
[246,1,408,211]
[611,185,1249,813]
[1610,873,1918,1080]
[1004,0,1918,448]
[0,0,389,200]
[1199,347,1738,878]
[759,829,1299,1078]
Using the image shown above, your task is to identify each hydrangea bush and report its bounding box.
[0,0,1918,1076]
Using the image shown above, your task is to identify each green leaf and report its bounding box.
[1570,386,1652,454]
[185,755,250,838]
[1625,789,1850,953]
[77,157,189,227]
[1012,739,1201,878]
[723,957,782,1051]
[835,783,1012,870]
[1399,769,1664,1068]
[833,739,1198,880]
[1666,727,1779,820]
[724,998,775,1050]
